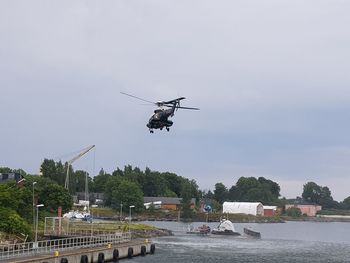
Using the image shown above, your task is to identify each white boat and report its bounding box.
[63,210,91,221]
[211,219,241,236]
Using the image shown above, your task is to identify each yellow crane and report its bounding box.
[64,145,95,190]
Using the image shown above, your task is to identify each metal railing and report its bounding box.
[0,232,131,261]
[44,217,130,237]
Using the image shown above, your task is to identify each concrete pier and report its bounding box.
[2,240,155,263]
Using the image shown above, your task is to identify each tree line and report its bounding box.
[40,161,200,212]
[2,162,350,237]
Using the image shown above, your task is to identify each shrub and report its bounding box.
[285,207,302,217]
[0,208,31,237]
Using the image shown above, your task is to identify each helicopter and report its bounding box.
[121,92,200,133]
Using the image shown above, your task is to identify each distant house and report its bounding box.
[263,206,277,216]
[0,173,23,184]
[143,197,196,210]
[73,192,105,205]
[223,202,264,216]
[285,203,322,217]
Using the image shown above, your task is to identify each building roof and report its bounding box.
[223,202,264,215]
[144,197,196,205]
[0,173,23,183]
[263,206,277,210]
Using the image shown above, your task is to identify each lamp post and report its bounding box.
[34,204,44,250]
[120,202,123,221]
[32,182,37,232]
[129,205,135,224]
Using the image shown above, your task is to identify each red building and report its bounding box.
[263,206,277,216]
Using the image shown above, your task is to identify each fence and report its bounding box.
[0,232,131,261]
[44,217,130,237]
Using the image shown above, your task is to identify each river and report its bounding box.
[130,221,350,262]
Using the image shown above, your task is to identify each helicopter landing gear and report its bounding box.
[166,127,170,131]
[149,130,154,133]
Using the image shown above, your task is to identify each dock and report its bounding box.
[1,239,154,263]
[0,232,155,263]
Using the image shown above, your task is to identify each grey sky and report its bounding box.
[1,1,350,200]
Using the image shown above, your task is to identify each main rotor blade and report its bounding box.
[164,97,186,104]
[163,105,200,110]
[120,92,155,105]
[177,106,200,110]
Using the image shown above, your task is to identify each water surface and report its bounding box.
[130,221,350,262]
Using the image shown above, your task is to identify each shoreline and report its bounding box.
[95,215,350,224]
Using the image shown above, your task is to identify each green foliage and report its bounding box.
[0,180,33,222]
[142,172,168,197]
[163,172,184,197]
[302,182,335,208]
[0,208,31,237]
[258,177,280,198]
[40,183,73,213]
[225,176,280,204]
[285,207,302,217]
[214,183,228,204]
[180,182,194,219]
[41,159,66,186]
[91,169,111,192]
[104,175,122,206]
[110,180,144,212]
[342,196,350,209]
[163,189,177,197]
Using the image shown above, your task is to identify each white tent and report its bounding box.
[222,202,264,216]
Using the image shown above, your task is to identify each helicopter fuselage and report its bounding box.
[146,107,175,132]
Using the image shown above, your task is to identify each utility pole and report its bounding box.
[32,182,37,232]
[120,202,123,221]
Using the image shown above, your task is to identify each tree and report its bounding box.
[104,175,123,206]
[40,159,66,186]
[235,177,259,199]
[0,208,31,237]
[302,182,322,203]
[245,185,275,203]
[40,182,73,213]
[110,180,144,212]
[258,177,280,198]
[285,207,302,217]
[0,179,32,222]
[228,185,239,201]
[163,172,183,197]
[92,169,111,192]
[72,170,92,193]
[302,182,335,208]
[142,172,167,197]
[214,183,228,204]
[163,189,177,197]
[180,182,193,219]
[342,196,350,209]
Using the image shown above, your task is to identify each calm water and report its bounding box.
[129,221,350,263]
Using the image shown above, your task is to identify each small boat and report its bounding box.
[186,224,211,235]
[244,227,261,238]
[211,219,240,236]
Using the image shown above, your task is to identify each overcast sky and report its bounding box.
[1,1,350,201]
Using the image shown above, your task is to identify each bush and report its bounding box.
[0,208,31,237]
[285,207,302,217]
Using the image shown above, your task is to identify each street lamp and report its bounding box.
[34,204,44,250]
[120,202,123,221]
[129,205,135,224]
[32,182,37,232]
